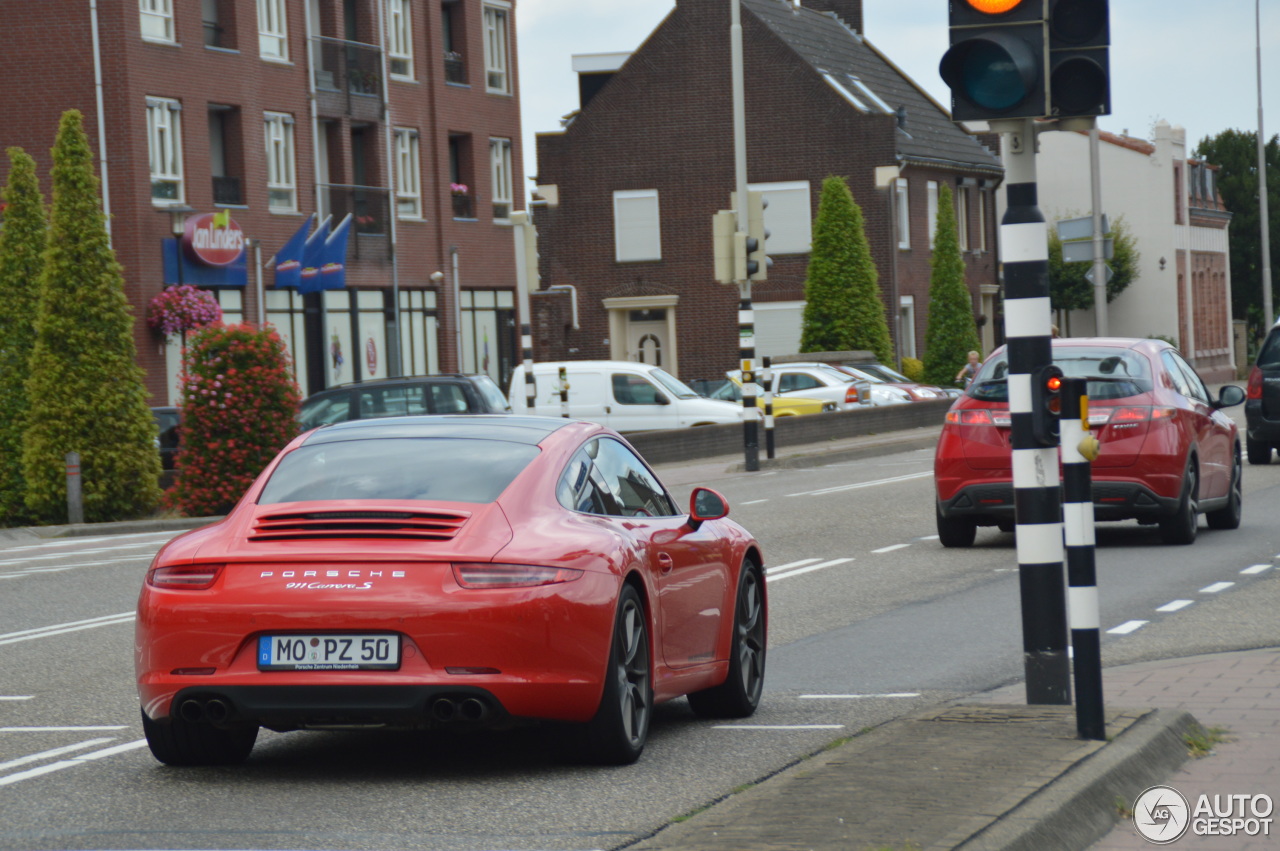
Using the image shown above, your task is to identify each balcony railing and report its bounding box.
[311,37,383,117]
[444,51,466,84]
[451,192,474,219]
[320,184,391,260]
[212,176,243,206]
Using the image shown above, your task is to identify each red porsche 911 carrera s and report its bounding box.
[136,416,766,766]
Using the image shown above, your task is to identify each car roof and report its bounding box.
[301,415,575,446]
[306,375,488,394]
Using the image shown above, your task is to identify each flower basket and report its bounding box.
[146,285,222,339]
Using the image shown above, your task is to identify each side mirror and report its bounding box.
[688,487,729,531]
[1215,384,1246,409]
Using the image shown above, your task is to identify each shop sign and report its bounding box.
[183,212,245,267]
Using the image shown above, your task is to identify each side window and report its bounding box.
[612,374,666,405]
[299,395,351,429]
[1160,352,1193,399]
[1171,354,1209,404]
[556,443,619,516]
[427,384,470,413]
[593,439,677,517]
[780,373,820,393]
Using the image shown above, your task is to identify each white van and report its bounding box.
[507,361,745,432]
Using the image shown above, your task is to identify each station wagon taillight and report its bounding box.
[1248,366,1264,400]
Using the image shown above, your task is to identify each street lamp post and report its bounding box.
[1257,0,1273,329]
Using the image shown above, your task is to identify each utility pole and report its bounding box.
[730,0,759,472]
[1258,0,1273,328]
[1089,127,1107,335]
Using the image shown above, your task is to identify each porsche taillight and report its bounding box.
[147,564,224,590]
[451,564,584,589]
[1248,366,1264,400]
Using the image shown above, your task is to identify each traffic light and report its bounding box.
[745,191,771,281]
[713,209,737,284]
[521,216,540,290]
[940,0,1046,122]
[1047,0,1110,117]
[1030,364,1064,446]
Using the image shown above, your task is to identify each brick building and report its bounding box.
[1002,121,1235,383]
[530,0,1004,381]
[0,0,525,402]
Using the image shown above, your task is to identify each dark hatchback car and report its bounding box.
[297,374,511,431]
[1245,322,1280,464]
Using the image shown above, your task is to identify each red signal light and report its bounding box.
[1046,375,1063,392]
[965,0,1026,13]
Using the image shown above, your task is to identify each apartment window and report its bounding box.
[202,0,237,48]
[388,0,413,79]
[140,0,175,42]
[895,178,909,249]
[258,0,287,60]
[395,128,422,219]
[442,1,466,84]
[482,3,510,94]
[209,105,244,205]
[490,138,512,220]
[956,186,969,252]
[147,97,184,204]
[926,180,938,250]
[614,189,661,263]
[264,112,297,212]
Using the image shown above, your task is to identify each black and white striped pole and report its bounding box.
[1061,376,1105,739]
[994,117,1071,705]
[511,211,538,413]
[762,356,776,459]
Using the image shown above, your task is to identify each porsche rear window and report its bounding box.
[258,438,539,504]
[970,348,1153,402]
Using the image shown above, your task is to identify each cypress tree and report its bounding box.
[0,149,47,525]
[22,110,162,523]
[922,182,982,387]
[799,175,893,363]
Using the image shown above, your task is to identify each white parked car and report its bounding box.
[507,361,745,432]
[727,362,880,410]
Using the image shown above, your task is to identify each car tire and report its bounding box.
[581,584,652,765]
[688,561,766,719]
[1206,446,1243,531]
[1246,437,1272,465]
[936,503,977,548]
[1159,462,1199,545]
[141,709,257,766]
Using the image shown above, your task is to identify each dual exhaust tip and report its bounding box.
[177,696,231,725]
[431,696,490,724]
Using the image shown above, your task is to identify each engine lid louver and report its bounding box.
[251,509,471,542]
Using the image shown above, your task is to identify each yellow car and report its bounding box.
[709,378,836,416]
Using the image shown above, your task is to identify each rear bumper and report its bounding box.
[938,480,1179,524]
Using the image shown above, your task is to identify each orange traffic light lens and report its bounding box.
[964,0,1026,14]
[1047,376,1063,391]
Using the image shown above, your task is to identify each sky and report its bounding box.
[513,0,1280,194]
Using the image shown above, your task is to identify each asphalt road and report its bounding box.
[2,416,1279,850]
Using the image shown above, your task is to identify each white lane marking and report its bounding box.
[0,727,130,733]
[1241,564,1273,575]
[799,693,921,699]
[0,739,148,787]
[0,738,116,773]
[765,558,819,575]
[0,544,158,566]
[786,471,933,498]
[918,535,940,541]
[871,544,910,554]
[0,556,152,579]
[740,499,769,505]
[0,612,136,646]
[0,696,33,701]
[1156,600,1195,613]
[1107,620,1149,635]
[713,725,846,730]
[1200,582,1235,594]
[768,558,854,582]
[0,531,173,553]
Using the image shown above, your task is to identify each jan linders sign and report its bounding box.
[183,212,244,266]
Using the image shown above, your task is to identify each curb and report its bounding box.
[9,516,222,540]
[953,708,1199,850]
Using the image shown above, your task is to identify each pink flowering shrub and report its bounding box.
[166,323,302,517]
[146,285,222,337]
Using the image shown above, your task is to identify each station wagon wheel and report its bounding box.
[688,561,766,719]
[1246,436,1272,465]
[1159,461,1199,545]
[582,585,652,765]
[141,709,257,767]
[936,502,977,548]
[1206,445,1243,530]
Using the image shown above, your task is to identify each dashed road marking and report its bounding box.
[1199,581,1234,594]
[0,612,136,646]
[1156,600,1195,613]
[871,544,910,554]
[0,738,116,773]
[1107,620,1148,635]
[767,558,854,582]
[785,471,933,498]
[713,725,846,730]
[1241,564,1272,575]
[799,693,921,699]
[0,739,148,787]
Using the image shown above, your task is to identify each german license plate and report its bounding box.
[257,634,400,671]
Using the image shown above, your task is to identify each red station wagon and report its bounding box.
[934,338,1246,547]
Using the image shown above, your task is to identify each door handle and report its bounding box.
[656,552,674,574]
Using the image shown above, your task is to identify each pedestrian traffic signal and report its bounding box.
[712,209,737,284]
[745,191,771,282]
[940,0,1046,121]
[1048,0,1110,117]
[1030,364,1064,446]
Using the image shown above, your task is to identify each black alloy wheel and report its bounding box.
[141,709,258,766]
[582,584,652,765]
[1206,446,1243,530]
[1159,462,1199,545]
[688,561,766,719]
